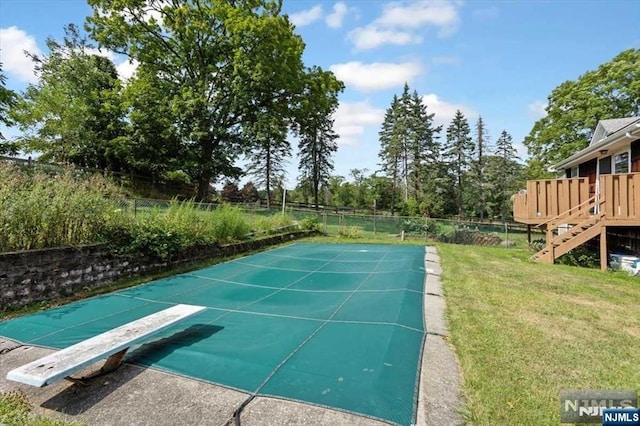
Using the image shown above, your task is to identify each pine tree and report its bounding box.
[378,84,444,215]
[408,90,441,201]
[443,110,474,216]
[378,95,402,214]
[471,116,490,219]
[487,130,520,220]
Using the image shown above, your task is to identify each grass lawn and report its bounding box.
[437,243,640,425]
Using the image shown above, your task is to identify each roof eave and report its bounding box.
[550,121,640,172]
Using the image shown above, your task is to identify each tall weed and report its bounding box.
[0,163,122,251]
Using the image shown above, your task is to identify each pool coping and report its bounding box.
[416,246,464,425]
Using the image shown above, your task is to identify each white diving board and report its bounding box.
[7,304,206,387]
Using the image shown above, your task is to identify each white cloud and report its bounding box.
[333,101,385,145]
[85,47,137,82]
[375,0,461,37]
[290,5,323,27]
[0,26,41,84]
[528,100,548,119]
[330,61,423,92]
[116,59,139,81]
[86,47,117,62]
[348,26,421,51]
[326,2,348,28]
[421,93,478,128]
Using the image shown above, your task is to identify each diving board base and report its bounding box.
[7,304,206,387]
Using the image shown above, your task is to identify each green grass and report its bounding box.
[437,243,640,425]
[0,392,79,426]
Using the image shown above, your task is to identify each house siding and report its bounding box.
[631,139,640,173]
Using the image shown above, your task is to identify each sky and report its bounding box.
[1,0,639,186]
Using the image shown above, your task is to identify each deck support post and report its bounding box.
[527,225,531,244]
[600,225,608,272]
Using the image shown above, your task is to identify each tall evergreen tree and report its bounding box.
[471,116,490,219]
[487,130,520,220]
[378,95,402,214]
[443,110,474,216]
[409,90,441,204]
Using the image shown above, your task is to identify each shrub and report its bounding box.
[299,215,320,231]
[556,247,600,268]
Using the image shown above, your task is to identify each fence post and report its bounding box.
[323,212,327,233]
[504,221,508,248]
[133,198,137,217]
[373,199,377,234]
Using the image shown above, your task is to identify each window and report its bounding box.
[614,151,629,174]
[570,167,578,178]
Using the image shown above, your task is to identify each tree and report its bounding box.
[378,95,402,214]
[244,117,291,208]
[240,181,259,203]
[294,66,344,209]
[120,67,187,183]
[470,116,490,219]
[486,130,521,220]
[349,168,368,210]
[86,0,307,199]
[378,84,441,214]
[524,49,640,178]
[0,63,17,140]
[0,63,19,154]
[11,24,125,168]
[408,90,440,200]
[220,181,241,203]
[443,110,474,216]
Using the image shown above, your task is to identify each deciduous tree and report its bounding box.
[524,49,640,178]
[86,0,306,199]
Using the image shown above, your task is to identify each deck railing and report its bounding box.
[600,173,640,222]
[513,173,640,225]
[513,178,590,224]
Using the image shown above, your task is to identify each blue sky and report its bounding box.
[1,0,639,184]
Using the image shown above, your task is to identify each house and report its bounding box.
[512,117,640,270]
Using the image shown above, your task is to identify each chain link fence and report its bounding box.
[111,197,538,246]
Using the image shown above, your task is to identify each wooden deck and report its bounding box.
[513,173,640,226]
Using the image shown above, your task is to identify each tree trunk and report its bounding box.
[196,136,216,201]
[265,149,271,209]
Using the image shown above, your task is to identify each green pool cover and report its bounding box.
[0,243,426,425]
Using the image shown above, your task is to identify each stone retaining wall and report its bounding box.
[0,231,315,309]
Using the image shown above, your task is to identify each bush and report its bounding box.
[556,247,600,268]
[299,215,320,231]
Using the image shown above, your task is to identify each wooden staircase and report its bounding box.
[532,196,605,264]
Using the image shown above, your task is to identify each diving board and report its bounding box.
[6,304,206,387]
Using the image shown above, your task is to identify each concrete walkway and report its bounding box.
[0,246,463,426]
[416,246,464,425]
